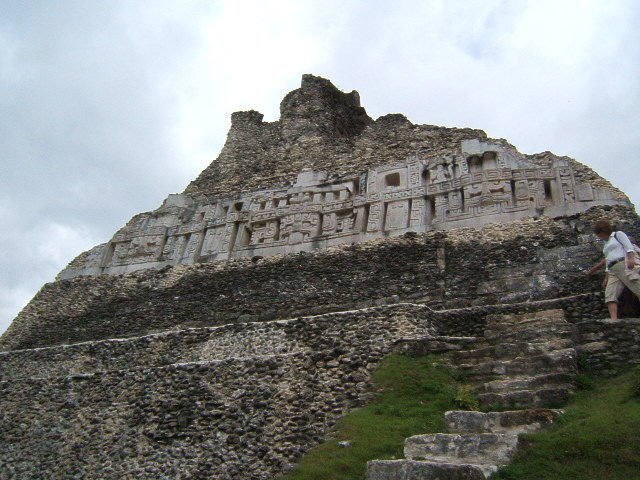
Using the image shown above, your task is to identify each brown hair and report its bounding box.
[593,219,612,236]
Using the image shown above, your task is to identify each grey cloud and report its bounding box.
[0,1,208,333]
[1,0,639,335]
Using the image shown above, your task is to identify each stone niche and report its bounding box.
[385,201,410,230]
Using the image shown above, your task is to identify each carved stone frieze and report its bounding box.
[55,73,631,281]
[280,212,320,244]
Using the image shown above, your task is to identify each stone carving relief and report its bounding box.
[447,190,464,216]
[559,169,576,202]
[201,226,229,257]
[576,183,594,202]
[513,180,530,207]
[409,198,427,228]
[280,212,320,244]
[59,140,631,279]
[428,161,454,184]
[249,220,280,245]
[408,162,421,187]
[322,210,357,235]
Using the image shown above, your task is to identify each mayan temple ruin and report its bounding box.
[1,75,639,479]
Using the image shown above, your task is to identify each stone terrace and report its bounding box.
[2,297,639,479]
[4,204,639,352]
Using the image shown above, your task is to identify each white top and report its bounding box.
[603,230,634,270]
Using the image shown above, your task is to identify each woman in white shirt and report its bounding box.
[586,219,640,320]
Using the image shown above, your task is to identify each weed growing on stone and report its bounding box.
[453,384,479,411]
[493,368,640,480]
[575,373,595,391]
[276,354,459,480]
[630,365,640,399]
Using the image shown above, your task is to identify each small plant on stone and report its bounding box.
[630,365,640,399]
[575,373,595,391]
[453,384,479,411]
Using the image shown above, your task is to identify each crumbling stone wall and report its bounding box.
[575,318,640,375]
[0,305,434,381]
[0,352,376,480]
[3,205,638,351]
[0,302,439,480]
[2,296,637,479]
[1,294,613,384]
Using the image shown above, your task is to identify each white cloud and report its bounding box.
[0,218,99,334]
[169,0,343,172]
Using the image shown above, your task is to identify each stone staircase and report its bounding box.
[3,302,610,480]
[366,309,576,479]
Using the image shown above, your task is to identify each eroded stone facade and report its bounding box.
[58,75,630,279]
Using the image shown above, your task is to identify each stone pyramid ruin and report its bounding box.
[1,75,639,479]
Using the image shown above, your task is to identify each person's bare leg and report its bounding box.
[607,302,618,320]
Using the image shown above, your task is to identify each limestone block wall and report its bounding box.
[0,305,434,381]
[575,318,640,374]
[0,352,379,480]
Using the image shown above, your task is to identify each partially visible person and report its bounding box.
[586,220,640,320]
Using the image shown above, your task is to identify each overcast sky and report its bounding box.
[1,0,639,336]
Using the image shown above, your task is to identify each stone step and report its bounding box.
[484,309,566,329]
[393,336,484,357]
[365,459,488,480]
[445,409,563,435]
[484,323,574,344]
[404,433,518,467]
[457,348,577,381]
[450,340,572,365]
[476,385,574,409]
[478,372,575,394]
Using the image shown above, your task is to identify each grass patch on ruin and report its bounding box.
[493,366,640,480]
[277,354,463,480]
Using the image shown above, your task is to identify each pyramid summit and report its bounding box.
[1,75,639,479]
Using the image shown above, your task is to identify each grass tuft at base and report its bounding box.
[493,368,640,480]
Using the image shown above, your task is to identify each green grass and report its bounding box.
[493,366,640,480]
[278,357,640,480]
[277,354,466,480]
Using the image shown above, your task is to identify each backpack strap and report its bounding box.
[613,232,622,245]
